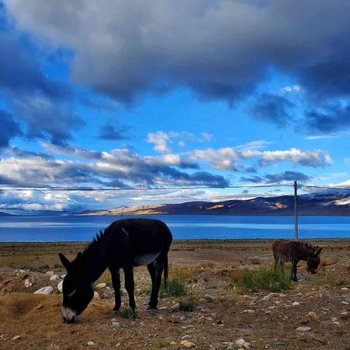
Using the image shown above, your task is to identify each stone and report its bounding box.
[296,326,311,332]
[24,278,32,288]
[204,294,215,302]
[87,341,95,346]
[45,271,54,276]
[34,286,54,295]
[235,338,250,349]
[308,311,319,321]
[261,293,276,302]
[94,291,100,299]
[96,283,107,289]
[180,340,196,348]
[292,302,300,306]
[57,280,63,293]
[171,302,180,311]
[12,335,21,340]
[112,321,121,329]
[50,275,59,281]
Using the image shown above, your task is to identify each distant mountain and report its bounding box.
[0,211,12,216]
[78,189,350,216]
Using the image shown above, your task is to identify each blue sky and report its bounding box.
[1,1,350,213]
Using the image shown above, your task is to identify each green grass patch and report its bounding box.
[119,306,137,320]
[160,276,187,297]
[179,300,196,312]
[234,266,292,293]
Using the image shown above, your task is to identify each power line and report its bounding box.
[0,183,348,192]
[0,183,294,192]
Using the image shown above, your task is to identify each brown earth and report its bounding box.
[0,239,350,350]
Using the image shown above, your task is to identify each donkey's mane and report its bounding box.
[83,229,108,255]
[299,241,315,251]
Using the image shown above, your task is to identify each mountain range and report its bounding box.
[78,189,350,216]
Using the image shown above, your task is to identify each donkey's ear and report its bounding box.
[59,253,71,271]
[315,247,323,256]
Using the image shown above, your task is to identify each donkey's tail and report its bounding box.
[163,253,169,288]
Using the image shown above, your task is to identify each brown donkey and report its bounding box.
[272,239,322,281]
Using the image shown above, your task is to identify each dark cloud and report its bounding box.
[0,24,80,145]
[306,104,350,134]
[240,175,263,184]
[0,110,21,147]
[249,93,295,127]
[241,171,311,184]
[98,124,129,140]
[265,171,311,184]
[5,1,350,105]
[0,33,70,100]
[11,96,84,145]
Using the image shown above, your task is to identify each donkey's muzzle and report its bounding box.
[61,306,79,323]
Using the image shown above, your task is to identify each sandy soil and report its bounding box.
[0,239,350,350]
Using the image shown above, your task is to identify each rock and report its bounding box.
[34,286,54,295]
[171,302,180,311]
[292,302,300,306]
[57,280,63,293]
[12,335,21,340]
[87,341,95,346]
[96,283,107,289]
[112,321,121,329]
[204,294,215,302]
[34,304,43,310]
[50,275,59,281]
[296,326,311,332]
[61,274,66,279]
[180,340,196,348]
[45,271,54,277]
[24,278,32,288]
[170,341,177,346]
[222,342,234,350]
[94,291,100,299]
[308,311,319,321]
[235,338,250,349]
[261,293,276,302]
[341,301,349,305]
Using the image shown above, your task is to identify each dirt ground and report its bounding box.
[0,239,350,350]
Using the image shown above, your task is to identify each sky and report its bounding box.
[0,0,350,214]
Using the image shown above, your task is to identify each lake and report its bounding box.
[0,215,350,242]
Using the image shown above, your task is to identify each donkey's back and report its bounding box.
[272,239,296,262]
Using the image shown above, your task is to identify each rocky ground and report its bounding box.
[0,240,350,350]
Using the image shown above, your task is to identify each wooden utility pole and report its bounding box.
[294,181,298,241]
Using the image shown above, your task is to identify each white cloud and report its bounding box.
[259,148,333,167]
[147,131,171,153]
[281,85,302,93]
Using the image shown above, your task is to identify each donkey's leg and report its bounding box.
[109,266,121,312]
[291,260,298,282]
[123,265,136,310]
[147,260,164,310]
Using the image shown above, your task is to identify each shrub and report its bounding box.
[234,266,291,293]
[119,306,137,320]
[160,276,186,297]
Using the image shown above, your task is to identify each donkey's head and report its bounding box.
[58,252,94,323]
[306,246,323,274]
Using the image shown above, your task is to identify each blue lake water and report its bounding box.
[0,215,350,242]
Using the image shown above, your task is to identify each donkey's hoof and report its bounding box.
[147,305,158,314]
